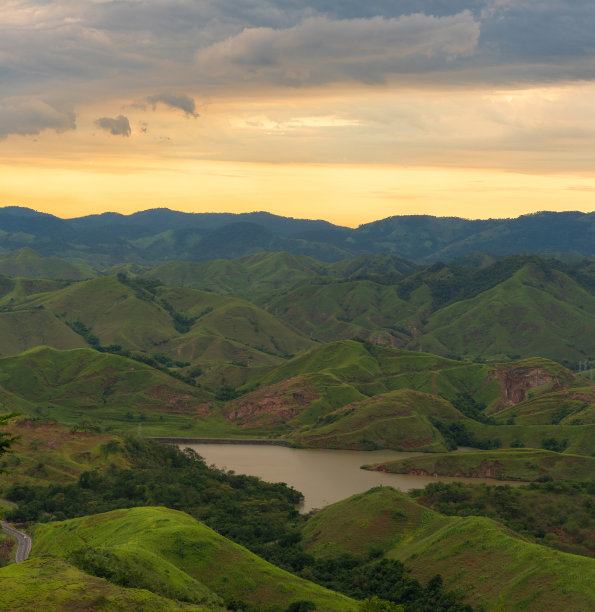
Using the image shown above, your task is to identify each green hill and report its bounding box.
[264,258,595,362]
[0,557,212,611]
[1,275,313,386]
[145,251,328,297]
[226,341,594,452]
[0,418,129,487]
[0,248,95,280]
[365,449,595,482]
[413,480,595,558]
[0,347,214,434]
[144,252,417,299]
[32,506,357,611]
[419,263,595,361]
[0,310,88,356]
[302,487,595,611]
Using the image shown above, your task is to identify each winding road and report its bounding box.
[1,521,31,562]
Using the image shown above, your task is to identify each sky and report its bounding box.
[1,0,595,227]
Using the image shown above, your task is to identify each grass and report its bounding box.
[292,389,456,451]
[32,506,358,611]
[1,274,313,386]
[419,264,595,362]
[0,557,213,611]
[0,310,88,356]
[366,449,595,481]
[302,487,439,559]
[0,248,95,280]
[302,487,595,611]
[0,418,130,488]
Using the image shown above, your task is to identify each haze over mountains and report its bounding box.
[1,206,594,266]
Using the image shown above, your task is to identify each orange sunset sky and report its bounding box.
[1,1,595,227]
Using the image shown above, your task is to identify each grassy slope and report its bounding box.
[0,310,88,356]
[493,383,595,425]
[230,341,593,452]
[145,251,327,297]
[293,389,455,451]
[0,248,96,280]
[368,449,595,481]
[32,506,357,611]
[0,557,212,611]
[144,252,416,299]
[3,275,312,386]
[302,488,595,611]
[420,264,595,361]
[266,278,413,345]
[0,346,218,434]
[414,481,595,558]
[0,418,129,488]
[263,260,595,362]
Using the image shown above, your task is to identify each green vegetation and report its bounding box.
[0,274,313,387]
[367,449,595,482]
[413,480,595,558]
[302,487,595,611]
[32,507,357,611]
[0,248,95,280]
[0,346,216,433]
[2,438,474,611]
[0,418,129,487]
[0,224,594,611]
[0,557,213,611]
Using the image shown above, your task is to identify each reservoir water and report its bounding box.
[181,443,515,512]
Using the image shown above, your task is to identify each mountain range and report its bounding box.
[1,206,594,265]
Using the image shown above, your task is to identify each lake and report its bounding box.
[181,443,514,512]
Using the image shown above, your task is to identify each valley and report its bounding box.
[0,208,593,611]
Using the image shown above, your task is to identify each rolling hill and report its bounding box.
[0,346,214,433]
[0,247,95,280]
[223,341,595,452]
[301,487,595,611]
[0,274,314,386]
[265,258,595,362]
[31,506,357,611]
[0,557,213,612]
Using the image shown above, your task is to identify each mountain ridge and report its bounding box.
[1,206,593,265]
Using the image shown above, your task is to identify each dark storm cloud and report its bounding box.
[147,93,198,117]
[95,115,131,137]
[2,1,595,138]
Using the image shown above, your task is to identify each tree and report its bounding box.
[0,413,19,469]
[359,597,405,612]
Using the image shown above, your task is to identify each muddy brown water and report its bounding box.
[181,444,520,512]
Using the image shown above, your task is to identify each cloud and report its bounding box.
[2,1,595,141]
[195,13,480,85]
[147,92,198,117]
[95,115,131,137]
[0,98,75,140]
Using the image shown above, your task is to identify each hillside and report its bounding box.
[0,418,129,487]
[145,252,417,299]
[0,275,313,386]
[1,207,594,265]
[0,347,215,434]
[366,449,595,482]
[0,250,593,365]
[0,248,95,280]
[31,506,357,611]
[0,557,212,611]
[301,487,595,611]
[266,258,595,362]
[222,341,595,452]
